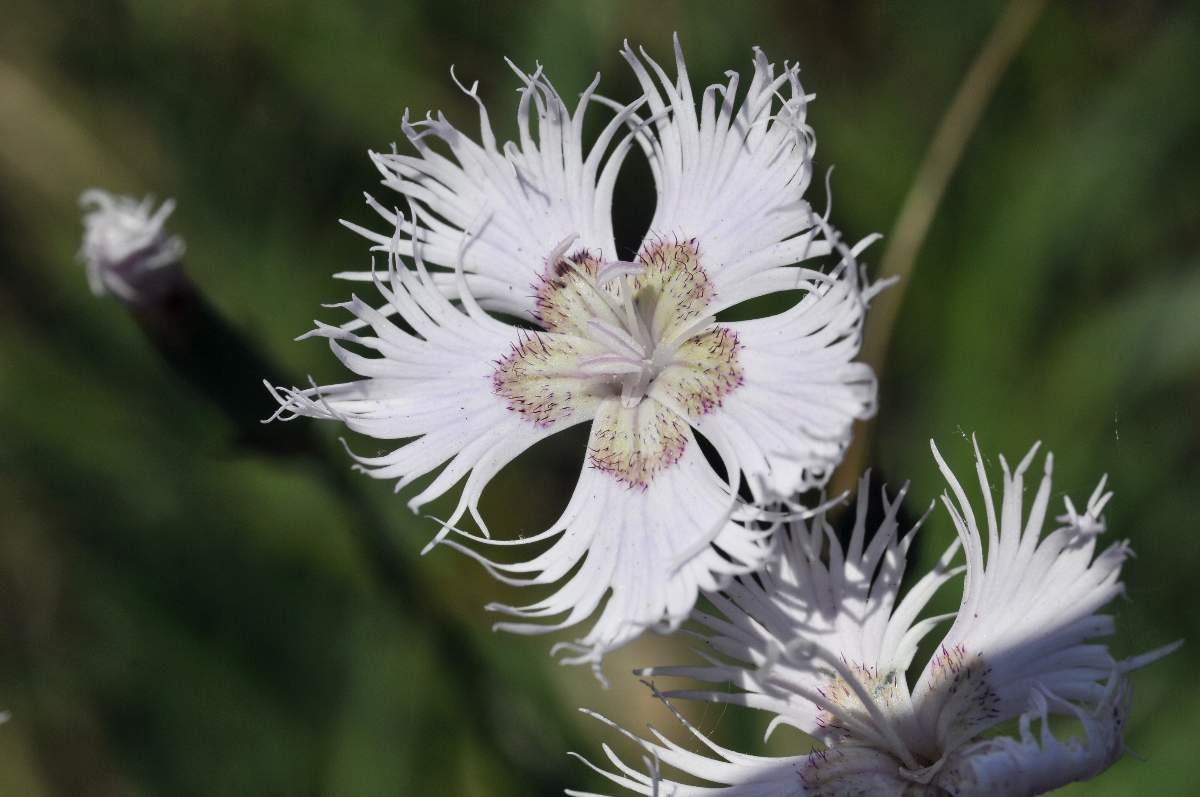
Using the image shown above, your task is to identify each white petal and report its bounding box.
[689,263,878,500]
[935,675,1131,796]
[340,63,644,320]
[910,438,1163,754]
[635,475,955,748]
[267,248,596,543]
[621,37,836,300]
[443,405,773,671]
[572,694,909,796]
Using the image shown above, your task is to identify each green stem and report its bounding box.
[834,0,1049,494]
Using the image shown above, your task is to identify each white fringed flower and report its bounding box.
[574,440,1179,794]
[269,39,881,669]
[78,189,185,302]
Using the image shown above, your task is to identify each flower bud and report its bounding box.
[78,189,185,304]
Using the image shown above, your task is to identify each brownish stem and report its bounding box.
[834,0,1049,495]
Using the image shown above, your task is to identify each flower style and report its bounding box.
[78,189,185,302]
[574,440,1179,795]
[268,38,881,669]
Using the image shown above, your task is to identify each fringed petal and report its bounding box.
[267,234,597,544]
[632,475,953,744]
[910,437,1169,757]
[340,62,644,319]
[690,251,881,500]
[937,674,1131,796]
[621,37,843,303]
[571,689,909,795]
[443,411,773,677]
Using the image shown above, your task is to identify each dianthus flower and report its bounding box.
[269,39,881,668]
[78,189,185,303]
[575,440,1178,793]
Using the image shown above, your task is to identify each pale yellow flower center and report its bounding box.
[492,238,743,487]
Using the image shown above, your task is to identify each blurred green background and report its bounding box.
[1,0,1197,794]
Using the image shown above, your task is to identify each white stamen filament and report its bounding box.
[618,274,654,351]
[577,354,646,377]
[596,259,643,286]
[546,233,579,268]
[587,318,647,360]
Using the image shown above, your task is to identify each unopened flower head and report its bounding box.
[269,37,882,669]
[576,439,1179,794]
[78,189,185,302]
